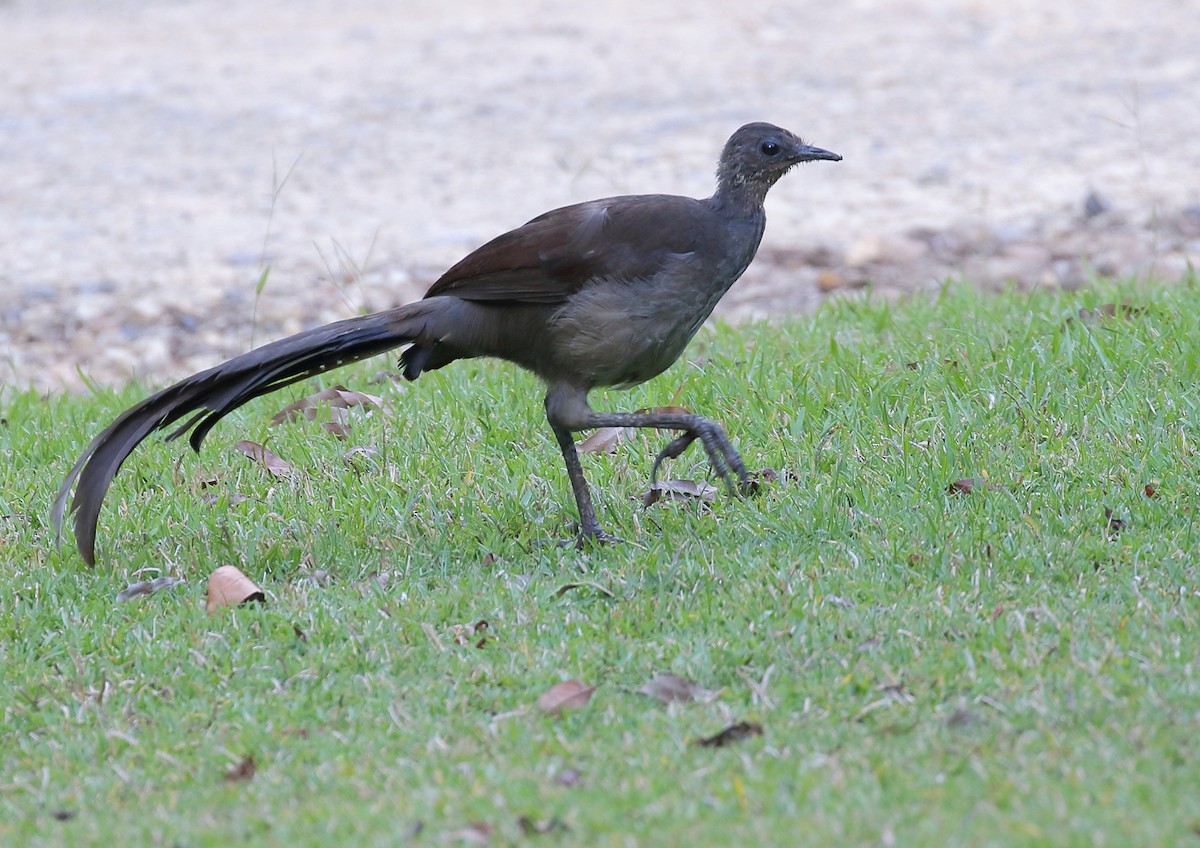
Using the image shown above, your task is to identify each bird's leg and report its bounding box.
[586,410,749,495]
[548,418,622,547]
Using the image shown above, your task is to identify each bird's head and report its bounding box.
[716,122,841,204]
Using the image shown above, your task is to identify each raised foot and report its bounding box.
[650,419,751,496]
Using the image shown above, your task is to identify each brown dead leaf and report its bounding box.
[695,720,763,748]
[321,421,351,439]
[641,479,718,507]
[234,440,291,477]
[206,565,266,613]
[554,766,583,787]
[1105,508,1127,537]
[576,427,626,454]
[537,680,595,715]
[946,477,996,495]
[223,754,256,782]
[640,672,712,704]
[270,385,384,425]
[449,619,490,647]
[1143,483,1159,498]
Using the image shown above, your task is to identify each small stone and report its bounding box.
[1083,189,1111,219]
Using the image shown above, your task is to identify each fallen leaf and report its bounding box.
[206,565,266,613]
[292,623,307,642]
[641,479,718,507]
[946,477,995,495]
[270,385,384,425]
[640,672,712,704]
[234,440,291,477]
[50,809,76,822]
[946,708,976,728]
[116,575,184,602]
[299,569,331,587]
[223,754,256,782]
[1105,508,1127,537]
[695,720,763,748]
[576,427,625,454]
[1144,483,1159,499]
[518,816,569,835]
[554,767,583,787]
[448,619,490,647]
[537,680,595,715]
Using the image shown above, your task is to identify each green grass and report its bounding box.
[3,279,1200,846]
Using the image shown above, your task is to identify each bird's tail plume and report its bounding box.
[53,301,439,565]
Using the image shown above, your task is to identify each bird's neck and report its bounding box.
[710,173,775,218]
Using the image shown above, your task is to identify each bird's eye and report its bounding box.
[760,141,781,156]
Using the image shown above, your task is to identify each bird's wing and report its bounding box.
[423,195,709,304]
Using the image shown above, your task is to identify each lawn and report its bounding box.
[2,279,1199,846]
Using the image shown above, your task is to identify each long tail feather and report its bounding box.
[53,305,431,565]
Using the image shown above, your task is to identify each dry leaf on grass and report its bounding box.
[537,680,595,715]
[223,754,256,782]
[640,672,713,704]
[946,477,996,495]
[554,766,583,787]
[448,619,491,648]
[695,720,763,748]
[641,479,718,507]
[206,565,266,613]
[116,575,183,602]
[234,440,291,477]
[576,427,626,454]
[270,385,385,425]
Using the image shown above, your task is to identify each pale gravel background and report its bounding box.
[2,0,1198,391]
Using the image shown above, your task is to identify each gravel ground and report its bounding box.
[2,0,1198,392]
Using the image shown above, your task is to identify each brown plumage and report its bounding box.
[53,122,840,564]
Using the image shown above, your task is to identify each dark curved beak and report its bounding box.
[793,144,842,163]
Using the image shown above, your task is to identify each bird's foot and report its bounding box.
[578,527,624,548]
[652,420,750,497]
[557,527,623,549]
